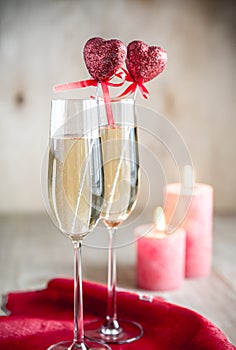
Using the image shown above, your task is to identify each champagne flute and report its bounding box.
[85,99,143,344]
[45,99,111,350]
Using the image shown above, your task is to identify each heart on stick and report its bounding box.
[126,40,167,83]
[83,37,127,81]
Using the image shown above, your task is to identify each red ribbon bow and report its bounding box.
[111,68,149,101]
[53,71,127,126]
[53,69,149,125]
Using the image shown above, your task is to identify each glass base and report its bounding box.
[47,340,111,350]
[85,319,144,344]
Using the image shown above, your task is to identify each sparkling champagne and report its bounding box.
[48,135,104,238]
[101,125,139,228]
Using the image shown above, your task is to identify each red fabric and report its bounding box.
[0,278,234,350]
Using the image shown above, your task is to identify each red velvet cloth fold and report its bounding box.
[0,278,234,350]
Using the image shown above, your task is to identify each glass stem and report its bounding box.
[107,228,117,322]
[73,239,84,344]
[102,227,121,334]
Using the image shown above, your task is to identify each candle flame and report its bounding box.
[183,165,194,188]
[154,207,166,231]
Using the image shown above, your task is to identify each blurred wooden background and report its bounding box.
[0,0,235,214]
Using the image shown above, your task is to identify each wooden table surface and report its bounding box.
[0,213,235,345]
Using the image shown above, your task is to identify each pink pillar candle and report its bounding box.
[135,224,186,291]
[164,183,213,278]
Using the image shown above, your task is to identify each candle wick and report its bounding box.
[182,165,194,189]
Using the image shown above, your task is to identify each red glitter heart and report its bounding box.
[126,40,167,83]
[83,37,127,81]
